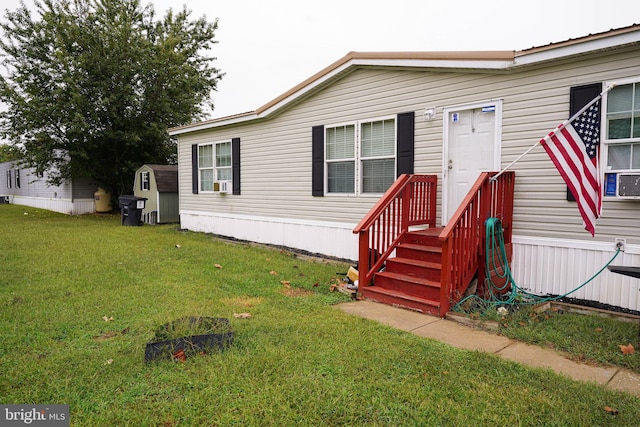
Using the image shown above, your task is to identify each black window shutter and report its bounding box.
[140,172,143,191]
[232,137,241,195]
[566,83,602,201]
[312,125,324,196]
[397,111,415,176]
[191,144,199,194]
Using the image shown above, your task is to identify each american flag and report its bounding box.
[540,98,601,236]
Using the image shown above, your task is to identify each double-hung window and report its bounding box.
[6,170,11,189]
[325,117,396,195]
[360,119,396,193]
[14,169,20,189]
[215,141,232,182]
[198,141,232,192]
[198,144,214,192]
[603,79,640,197]
[605,81,640,170]
[326,124,356,193]
[140,171,150,191]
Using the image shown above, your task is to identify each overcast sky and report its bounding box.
[2,0,640,120]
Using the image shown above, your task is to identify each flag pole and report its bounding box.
[490,83,616,181]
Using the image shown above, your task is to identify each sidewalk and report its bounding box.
[336,300,640,397]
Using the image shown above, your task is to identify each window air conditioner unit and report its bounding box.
[213,180,231,194]
[617,173,640,199]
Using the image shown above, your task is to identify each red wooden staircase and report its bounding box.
[353,172,515,317]
[363,228,444,314]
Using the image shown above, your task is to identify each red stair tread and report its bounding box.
[397,243,442,253]
[375,271,440,288]
[407,227,443,236]
[364,287,439,305]
[361,287,440,314]
[387,257,441,270]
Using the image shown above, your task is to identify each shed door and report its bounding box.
[443,103,501,223]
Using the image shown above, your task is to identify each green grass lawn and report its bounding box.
[1,204,640,426]
[500,304,640,373]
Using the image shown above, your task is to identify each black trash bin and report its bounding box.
[118,195,147,226]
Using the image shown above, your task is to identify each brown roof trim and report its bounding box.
[254,50,515,115]
[515,23,640,56]
[168,24,639,135]
[169,110,256,133]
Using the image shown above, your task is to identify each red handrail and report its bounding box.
[438,171,515,314]
[353,174,438,286]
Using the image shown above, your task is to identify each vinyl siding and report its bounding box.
[0,161,73,199]
[0,161,96,214]
[177,45,640,245]
[158,192,179,223]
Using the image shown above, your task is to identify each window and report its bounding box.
[198,141,232,192]
[215,141,232,182]
[6,170,11,189]
[140,171,150,191]
[198,144,214,191]
[325,118,396,195]
[360,120,396,193]
[14,169,20,189]
[605,81,640,171]
[326,125,355,193]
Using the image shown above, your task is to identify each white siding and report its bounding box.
[0,161,96,215]
[11,195,95,215]
[513,236,640,311]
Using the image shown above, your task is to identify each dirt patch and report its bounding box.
[280,287,314,297]
[220,296,264,307]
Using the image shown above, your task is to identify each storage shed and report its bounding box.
[133,164,179,224]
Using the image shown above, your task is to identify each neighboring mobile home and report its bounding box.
[133,164,179,224]
[0,161,96,215]
[169,25,640,312]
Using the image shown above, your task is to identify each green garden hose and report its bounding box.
[453,217,621,311]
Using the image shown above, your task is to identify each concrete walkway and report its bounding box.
[336,300,640,397]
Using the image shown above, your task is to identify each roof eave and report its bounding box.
[168,25,640,135]
[168,111,258,135]
[514,26,640,66]
[168,51,515,135]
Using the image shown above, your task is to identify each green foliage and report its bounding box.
[1,206,640,425]
[0,0,223,195]
[151,317,231,343]
[0,143,22,162]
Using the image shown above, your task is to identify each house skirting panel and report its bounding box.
[180,210,358,261]
[11,196,95,215]
[512,236,640,312]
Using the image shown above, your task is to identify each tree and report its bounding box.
[0,0,223,196]
[0,143,22,162]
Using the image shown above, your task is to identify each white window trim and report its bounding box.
[602,78,640,198]
[198,140,232,193]
[141,171,150,191]
[214,140,233,184]
[324,115,397,197]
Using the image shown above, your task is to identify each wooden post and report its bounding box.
[358,229,371,286]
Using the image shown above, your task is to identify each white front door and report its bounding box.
[443,102,501,223]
